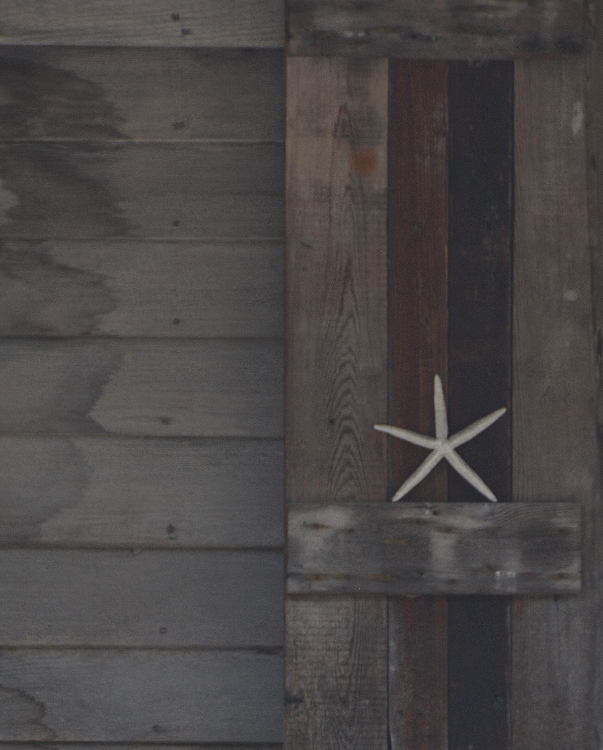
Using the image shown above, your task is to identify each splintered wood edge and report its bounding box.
[287,502,581,596]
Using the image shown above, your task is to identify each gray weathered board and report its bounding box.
[0,0,285,48]
[288,502,581,595]
[0,339,282,437]
[0,48,284,141]
[0,747,281,750]
[0,143,283,240]
[0,437,282,548]
[0,240,282,337]
[0,650,282,742]
[287,0,584,58]
[0,550,282,646]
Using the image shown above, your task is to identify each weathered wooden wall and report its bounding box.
[0,5,284,746]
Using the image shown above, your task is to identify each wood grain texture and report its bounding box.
[586,2,603,741]
[0,142,283,240]
[0,650,283,742]
[0,746,282,750]
[288,502,581,595]
[0,240,282,337]
[285,57,388,748]
[513,59,597,750]
[0,0,284,47]
[0,436,283,548]
[0,47,284,141]
[387,59,448,750]
[447,61,513,750]
[287,0,584,58]
[0,550,282,646]
[0,339,282,437]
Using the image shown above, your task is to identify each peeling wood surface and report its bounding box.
[0,0,284,48]
[0,437,282,548]
[0,550,282,646]
[512,59,597,749]
[287,0,584,58]
[288,502,581,595]
[0,142,283,240]
[0,240,282,337]
[387,59,448,750]
[285,57,388,748]
[0,650,283,742]
[0,47,284,142]
[0,339,282,437]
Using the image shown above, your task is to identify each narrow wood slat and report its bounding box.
[287,0,584,58]
[288,502,581,595]
[512,58,597,749]
[0,437,282,548]
[285,57,388,748]
[387,59,448,750]
[0,650,282,742]
[0,143,283,240]
[0,47,284,141]
[586,3,603,739]
[447,61,513,750]
[0,339,282,438]
[0,0,284,48]
[0,550,282,647]
[0,240,282,337]
[0,746,282,750]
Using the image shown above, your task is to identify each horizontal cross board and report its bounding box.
[288,502,580,595]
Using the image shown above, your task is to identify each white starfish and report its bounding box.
[374,375,506,502]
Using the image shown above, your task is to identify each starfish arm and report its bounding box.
[445,448,498,502]
[434,374,448,440]
[392,449,444,501]
[449,407,506,449]
[374,424,438,449]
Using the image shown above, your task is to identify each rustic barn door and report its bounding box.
[285,2,603,748]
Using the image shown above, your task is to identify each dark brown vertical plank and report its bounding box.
[388,59,448,750]
[513,58,597,750]
[285,57,389,749]
[447,61,513,750]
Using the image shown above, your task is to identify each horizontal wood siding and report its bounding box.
[0,650,283,742]
[0,40,284,746]
[287,0,584,58]
[0,240,283,338]
[0,143,283,240]
[0,339,282,437]
[0,437,283,548]
[0,550,282,646]
[0,1,285,47]
[0,48,284,141]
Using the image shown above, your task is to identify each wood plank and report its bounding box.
[285,57,388,748]
[0,550,282,647]
[0,436,283,548]
[512,59,597,749]
[0,240,282,337]
[0,143,283,240]
[447,60,513,750]
[288,502,581,595]
[0,650,282,742]
[287,0,584,58]
[0,47,284,141]
[0,339,282,438]
[0,0,284,48]
[387,59,448,750]
[586,3,603,740]
[0,746,282,750]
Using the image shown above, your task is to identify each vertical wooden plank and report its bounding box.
[586,2,603,742]
[387,59,448,750]
[285,57,388,748]
[513,58,597,750]
[447,61,513,750]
